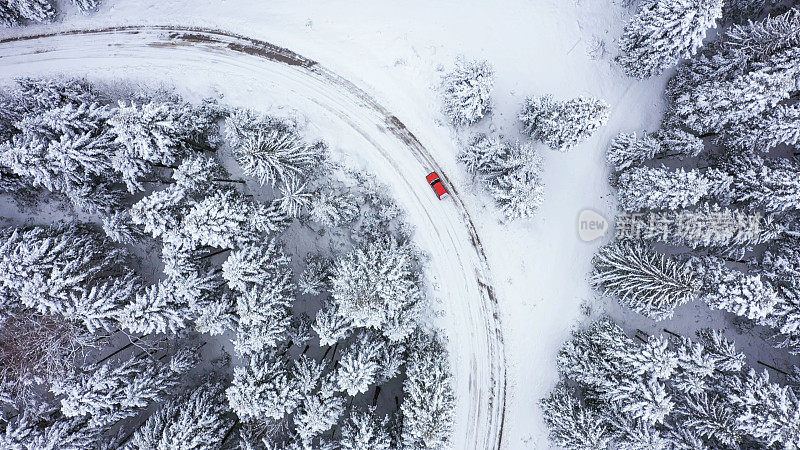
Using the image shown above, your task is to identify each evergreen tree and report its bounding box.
[298,254,332,296]
[222,240,291,293]
[723,104,800,153]
[703,269,779,321]
[672,49,799,135]
[117,278,192,335]
[294,380,345,443]
[13,0,54,23]
[616,0,724,79]
[130,185,188,237]
[617,166,721,212]
[277,175,311,218]
[459,135,544,220]
[172,154,224,194]
[313,301,353,347]
[232,280,293,357]
[52,348,197,428]
[606,132,662,171]
[330,237,421,341]
[401,331,455,450]
[0,414,100,450]
[340,407,393,450]
[591,240,701,321]
[440,58,494,126]
[0,224,140,332]
[308,189,359,228]
[335,332,384,396]
[0,2,21,26]
[226,351,302,422]
[108,101,217,167]
[15,78,99,110]
[540,383,613,450]
[726,154,800,214]
[606,129,703,171]
[519,95,610,151]
[730,369,800,448]
[225,111,319,188]
[71,0,100,13]
[180,190,260,250]
[126,381,232,450]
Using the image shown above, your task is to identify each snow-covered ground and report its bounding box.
[0,1,675,448]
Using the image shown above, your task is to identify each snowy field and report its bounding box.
[4,0,798,449]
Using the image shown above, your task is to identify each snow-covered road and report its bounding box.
[0,26,506,449]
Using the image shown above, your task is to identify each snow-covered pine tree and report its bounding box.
[519,95,610,151]
[458,135,545,220]
[293,376,345,444]
[308,189,359,228]
[225,111,319,188]
[108,101,215,167]
[723,0,784,24]
[117,278,192,335]
[0,128,119,214]
[539,382,613,450]
[725,154,800,213]
[329,237,421,341]
[129,185,188,239]
[606,132,662,171]
[652,128,705,159]
[440,57,494,126]
[226,351,302,422]
[339,407,393,450]
[606,128,704,171]
[15,78,99,110]
[0,414,100,450]
[401,331,455,450]
[671,48,799,135]
[729,368,800,448]
[179,189,260,251]
[70,0,100,13]
[335,332,384,396]
[221,240,292,293]
[723,104,800,153]
[313,301,353,347]
[0,2,21,27]
[17,0,55,23]
[0,224,140,332]
[278,175,311,218]
[298,253,332,296]
[546,319,757,449]
[126,381,232,450]
[232,278,293,357]
[616,166,721,212]
[616,0,723,79]
[703,269,779,322]
[52,347,198,428]
[172,153,224,194]
[489,168,545,221]
[591,240,701,321]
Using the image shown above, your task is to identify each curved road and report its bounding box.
[0,26,506,449]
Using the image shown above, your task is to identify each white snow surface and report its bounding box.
[0,1,678,448]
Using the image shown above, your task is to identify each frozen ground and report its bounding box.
[0,1,714,448]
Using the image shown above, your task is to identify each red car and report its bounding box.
[426,172,449,199]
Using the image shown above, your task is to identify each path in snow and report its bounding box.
[0,26,507,450]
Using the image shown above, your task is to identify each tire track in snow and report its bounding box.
[0,26,506,449]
